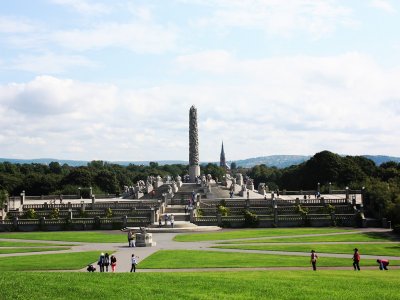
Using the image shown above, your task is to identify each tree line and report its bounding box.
[0,150,399,230]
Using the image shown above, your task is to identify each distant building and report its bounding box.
[220,141,230,170]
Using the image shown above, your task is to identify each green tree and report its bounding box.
[0,189,9,207]
[201,163,225,182]
[62,168,92,187]
[94,170,118,194]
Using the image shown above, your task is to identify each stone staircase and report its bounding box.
[164,205,190,222]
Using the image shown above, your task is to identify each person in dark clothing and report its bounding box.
[87,264,96,272]
[104,253,110,272]
[310,250,318,271]
[353,248,361,271]
[377,259,389,270]
[98,253,105,272]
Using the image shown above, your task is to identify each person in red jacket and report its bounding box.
[353,248,360,271]
[377,259,389,270]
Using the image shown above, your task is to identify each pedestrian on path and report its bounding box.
[130,254,139,272]
[127,230,133,247]
[353,248,361,271]
[377,259,389,270]
[164,213,168,226]
[110,255,117,272]
[98,253,105,272]
[170,214,174,228]
[310,250,318,271]
[131,233,136,247]
[158,216,162,228]
[104,253,110,272]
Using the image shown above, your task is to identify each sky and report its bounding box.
[0,0,400,162]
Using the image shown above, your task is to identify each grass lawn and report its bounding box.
[174,228,356,242]
[213,243,400,257]
[139,250,399,269]
[0,251,109,271]
[0,231,126,243]
[0,247,70,254]
[0,240,70,247]
[1,271,399,300]
[218,232,396,244]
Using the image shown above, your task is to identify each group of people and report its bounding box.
[310,248,390,271]
[158,214,175,228]
[87,252,117,272]
[87,253,139,272]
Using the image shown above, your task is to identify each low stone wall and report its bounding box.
[0,216,151,232]
[192,213,354,228]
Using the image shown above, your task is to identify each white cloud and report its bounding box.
[176,50,233,73]
[1,50,400,161]
[186,0,356,38]
[0,16,38,33]
[369,0,396,14]
[51,22,177,53]
[49,0,111,15]
[9,52,96,74]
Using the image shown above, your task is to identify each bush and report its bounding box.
[49,208,60,219]
[393,224,400,234]
[23,209,37,219]
[243,210,259,227]
[217,205,230,216]
[105,208,113,218]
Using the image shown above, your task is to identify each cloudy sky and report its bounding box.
[1,0,399,162]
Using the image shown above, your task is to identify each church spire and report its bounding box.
[220,141,226,168]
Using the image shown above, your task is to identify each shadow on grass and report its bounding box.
[363,232,400,242]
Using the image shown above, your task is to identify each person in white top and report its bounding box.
[170,214,175,228]
[130,254,139,272]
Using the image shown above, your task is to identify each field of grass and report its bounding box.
[0,247,70,254]
[0,240,70,247]
[218,232,396,244]
[1,271,399,300]
[0,251,107,271]
[0,231,126,243]
[174,228,355,242]
[213,243,400,257]
[139,250,399,269]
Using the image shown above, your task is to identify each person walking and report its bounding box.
[104,253,110,272]
[310,250,318,271]
[98,253,105,272]
[110,255,117,272]
[130,254,139,272]
[158,216,162,228]
[377,259,389,270]
[164,213,168,226]
[127,230,133,247]
[353,248,361,271]
[170,214,175,228]
[131,232,136,247]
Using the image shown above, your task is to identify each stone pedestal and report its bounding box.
[189,165,200,182]
[135,233,156,247]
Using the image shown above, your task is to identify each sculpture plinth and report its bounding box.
[135,232,156,247]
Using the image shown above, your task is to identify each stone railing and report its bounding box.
[0,216,151,232]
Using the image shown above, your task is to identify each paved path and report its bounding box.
[0,228,398,273]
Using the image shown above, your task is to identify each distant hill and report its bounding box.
[0,158,88,167]
[1,155,399,168]
[362,155,400,166]
[233,155,311,168]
